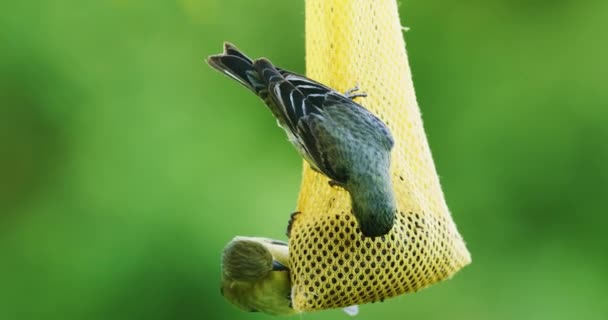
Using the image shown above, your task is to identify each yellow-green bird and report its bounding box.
[221,236,359,316]
[221,236,294,315]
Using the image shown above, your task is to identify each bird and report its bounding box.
[207,43,396,237]
[221,236,294,315]
[221,236,359,316]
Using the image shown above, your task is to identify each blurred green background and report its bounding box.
[1,0,607,319]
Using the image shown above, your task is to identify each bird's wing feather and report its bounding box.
[264,69,358,181]
[296,113,349,183]
[259,61,392,180]
[277,70,335,107]
[322,91,394,150]
[262,239,290,268]
[269,81,329,172]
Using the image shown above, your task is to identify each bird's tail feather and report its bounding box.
[207,43,265,94]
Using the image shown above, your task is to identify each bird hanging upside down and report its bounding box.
[208,43,397,237]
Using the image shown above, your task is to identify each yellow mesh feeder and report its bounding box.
[288,0,472,312]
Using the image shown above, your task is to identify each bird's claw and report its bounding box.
[286,211,301,238]
[328,180,346,189]
[344,83,367,100]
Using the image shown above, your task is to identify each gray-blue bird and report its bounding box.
[207,43,396,237]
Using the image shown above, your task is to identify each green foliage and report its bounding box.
[1,0,606,319]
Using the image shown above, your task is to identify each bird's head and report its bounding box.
[222,237,274,281]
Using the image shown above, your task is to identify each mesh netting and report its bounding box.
[288,0,471,311]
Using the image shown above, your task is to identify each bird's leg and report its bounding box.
[344,83,368,100]
[285,211,301,237]
[344,84,361,97]
[328,180,346,189]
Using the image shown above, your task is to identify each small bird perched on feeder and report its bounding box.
[221,236,359,316]
[221,236,293,315]
[207,43,396,237]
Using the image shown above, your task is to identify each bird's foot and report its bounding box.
[344,83,367,100]
[285,211,301,238]
[328,180,346,189]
